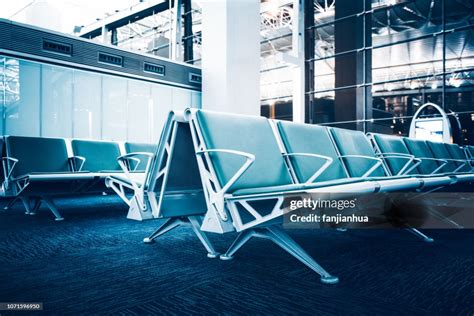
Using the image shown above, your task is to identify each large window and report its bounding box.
[0,56,201,142]
[305,0,474,144]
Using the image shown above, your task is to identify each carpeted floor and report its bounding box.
[0,195,473,315]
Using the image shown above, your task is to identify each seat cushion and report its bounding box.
[5,136,71,178]
[427,141,459,173]
[445,143,472,173]
[277,121,348,183]
[232,178,368,197]
[125,142,157,155]
[195,110,293,192]
[329,127,386,178]
[108,173,146,186]
[71,140,122,172]
[371,134,417,176]
[403,138,440,175]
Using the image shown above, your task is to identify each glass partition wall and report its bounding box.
[0,56,201,142]
[304,0,474,144]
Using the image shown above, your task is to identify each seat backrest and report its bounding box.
[370,133,418,176]
[467,146,474,159]
[445,143,472,172]
[146,112,207,218]
[277,121,348,183]
[71,140,122,172]
[329,127,386,178]
[124,142,157,171]
[124,142,157,155]
[426,141,458,173]
[5,136,71,178]
[0,137,5,183]
[403,138,440,175]
[193,110,293,192]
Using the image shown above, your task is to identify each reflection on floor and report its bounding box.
[0,195,473,315]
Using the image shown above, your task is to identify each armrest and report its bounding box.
[339,155,384,178]
[69,156,86,172]
[118,152,154,173]
[196,149,255,193]
[376,153,421,176]
[1,157,18,181]
[417,157,448,175]
[443,158,470,173]
[283,152,333,183]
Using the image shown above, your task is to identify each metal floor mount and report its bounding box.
[220,225,339,284]
[143,215,219,258]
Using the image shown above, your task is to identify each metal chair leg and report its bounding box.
[143,217,184,243]
[220,225,338,284]
[188,216,220,258]
[20,197,33,215]
[406,228,434,243]
[265,226,339,284]
[42,198,64,221]
[28,198,42,215]
[220,230,256,260]
[3,197,19,210]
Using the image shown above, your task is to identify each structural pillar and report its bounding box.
[334,0,371,131]
[201,0,260,116]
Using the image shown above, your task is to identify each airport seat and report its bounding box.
[328,127,423,192]
[71,139,122,173]
[402,138,447,175]
[276,122,435,242]
[426,141,466,174]
[0,136,98,220]
[187,109,406,284]
[444,143,473,173]
[106,112,219,258]
[465,145,474,166]
[369,133,454,189]
[428,141,474,184]
[124,142,157,171]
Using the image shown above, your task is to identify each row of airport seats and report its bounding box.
[107,109,474,284]
[0,136,156,220]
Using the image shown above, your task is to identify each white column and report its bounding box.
[170,0,183,61]
[201,0,261,116]
[291,0,306,123]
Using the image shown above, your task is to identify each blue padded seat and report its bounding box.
[195,110,294,193]
[467,146,474,159]
[124,142,157,155]
[276,122,422,192]
[329,127,386,178]
[0,137,4,184]
[1,136,97,205]
[124,142,157,172]
[370,133,418,176]
[329,128,423,191]
[370,134,455,189]
[426,141,459,173]
[445,143,472,173]
[6,136,71,179]
[195,111,378,197]
[232,178,368,197]
[71,139,122,172]
[277,121,347,183]
[403,138,441,174]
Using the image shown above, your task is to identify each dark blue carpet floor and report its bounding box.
[0,195,473,316]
